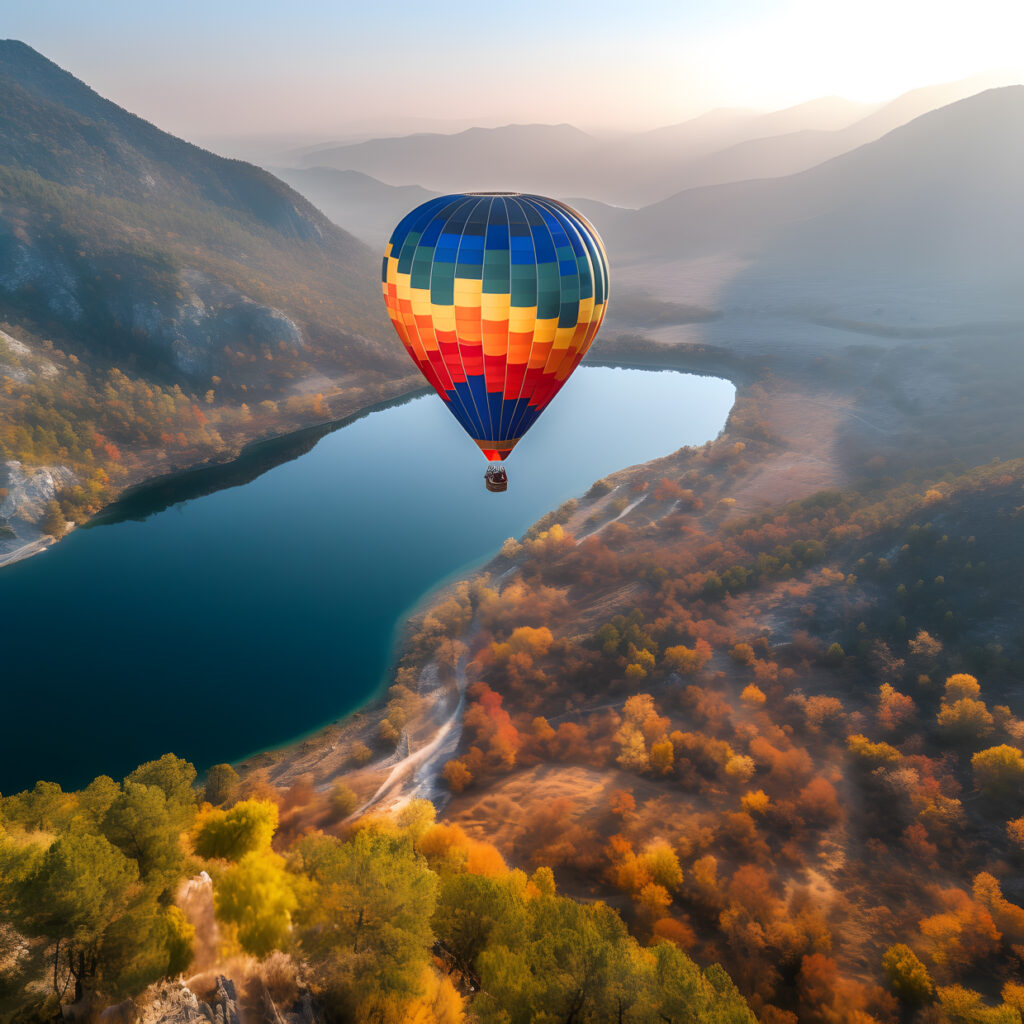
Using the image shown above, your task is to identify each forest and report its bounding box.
[0,754,755,1024]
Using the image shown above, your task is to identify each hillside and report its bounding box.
[271,166,438,248]
[0,40,401,380]
[0,42,416,561]
[628,73,1018,200]
[602,86,1024,335]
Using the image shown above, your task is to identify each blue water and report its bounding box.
[0,367,733,793]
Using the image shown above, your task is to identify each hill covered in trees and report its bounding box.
[0,41,413,555]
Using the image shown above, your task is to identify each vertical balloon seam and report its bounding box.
[449,196,490,443]
[421,196,478,438]
[536,196,609,384]
[500,194,541,454]
[532,199,581,407]
[505,194,540,449]
[403,196,479,438]
[540,200,585,387]
[440,196,490,440]
[478,197,499,448]
[537,197,601,389]
[503,197,547,444]
[390,199,438,385]
[403,195,482,438]
[493,197,515,447]
[507,197,561,443]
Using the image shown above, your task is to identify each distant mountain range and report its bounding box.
[0,39,400,388]
[285,73,1018,207]
[616,86,1024,291]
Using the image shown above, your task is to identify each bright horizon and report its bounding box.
[4,0,1024,144]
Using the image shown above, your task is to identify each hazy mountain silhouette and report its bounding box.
[296,123,601,195]
[287,75,1018,208]
[272,167,438,248]
[612,87,1024,307]
[660,72,1024,197]
[0,40,398,384]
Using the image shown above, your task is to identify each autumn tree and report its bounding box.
[292,828,437,1007]
[971,746,1024,798]
[882,943,934,1003]
[937,698,994,741]
[214,850,297,956]
[193,799,279,860]
[41,499,67,538]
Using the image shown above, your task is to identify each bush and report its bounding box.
[882,943,933,1003]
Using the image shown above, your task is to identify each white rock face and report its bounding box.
[0,460,77,524]
[0,461,79,563]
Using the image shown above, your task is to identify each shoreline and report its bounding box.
[4,344,749,802]
[232,341,761,810]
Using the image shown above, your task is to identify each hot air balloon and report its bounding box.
[381,193,609,491]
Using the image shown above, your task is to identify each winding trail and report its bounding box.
[355,627,476,814]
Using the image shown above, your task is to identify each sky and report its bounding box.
[5,0,1023,142]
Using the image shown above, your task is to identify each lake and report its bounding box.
[0,366,734,793]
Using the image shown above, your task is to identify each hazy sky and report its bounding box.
[6,0,1023,140]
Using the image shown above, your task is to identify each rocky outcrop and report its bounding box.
[0,459,76,565]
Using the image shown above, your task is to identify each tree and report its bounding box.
[740,684,766,707]
[102,782,186,882]
[97,903,195,996]
[214,850,297,957]
[77,775,120,826]
[125,754,196,822]
[41,500,67,538]
[653,942,754,1024]
[936,985,1020,1024]
[443,759,473,793]
[882,943,933,1003]
[649,739,675,775]
[945,674,981,701]
[823,642,845,666]
[329,781,359,818]
[937,698,994,740]
[203,764,240,806]
[12,829,138,1001]
[663,639,712,675]
[193,799,278,861]
[730,643,756,666]
[640,840,683,892]
[292,829,437,1002]
[972,746,1024,799]
[1008,816,1024,851]
[434,870,527,988]
[877,683,916,731]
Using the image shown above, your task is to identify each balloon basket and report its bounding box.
[484,466,508,492]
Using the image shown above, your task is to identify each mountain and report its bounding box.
[0,41,419,557]
[286,75,1019,208]
[271,167,438,248]
[0,39,400,387]
[617,86,1024,295]
[296,122,602,195]
[660,72,1024,196]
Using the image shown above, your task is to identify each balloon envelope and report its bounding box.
[382,193,609,460]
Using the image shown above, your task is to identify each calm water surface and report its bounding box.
[0,367,733,792]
